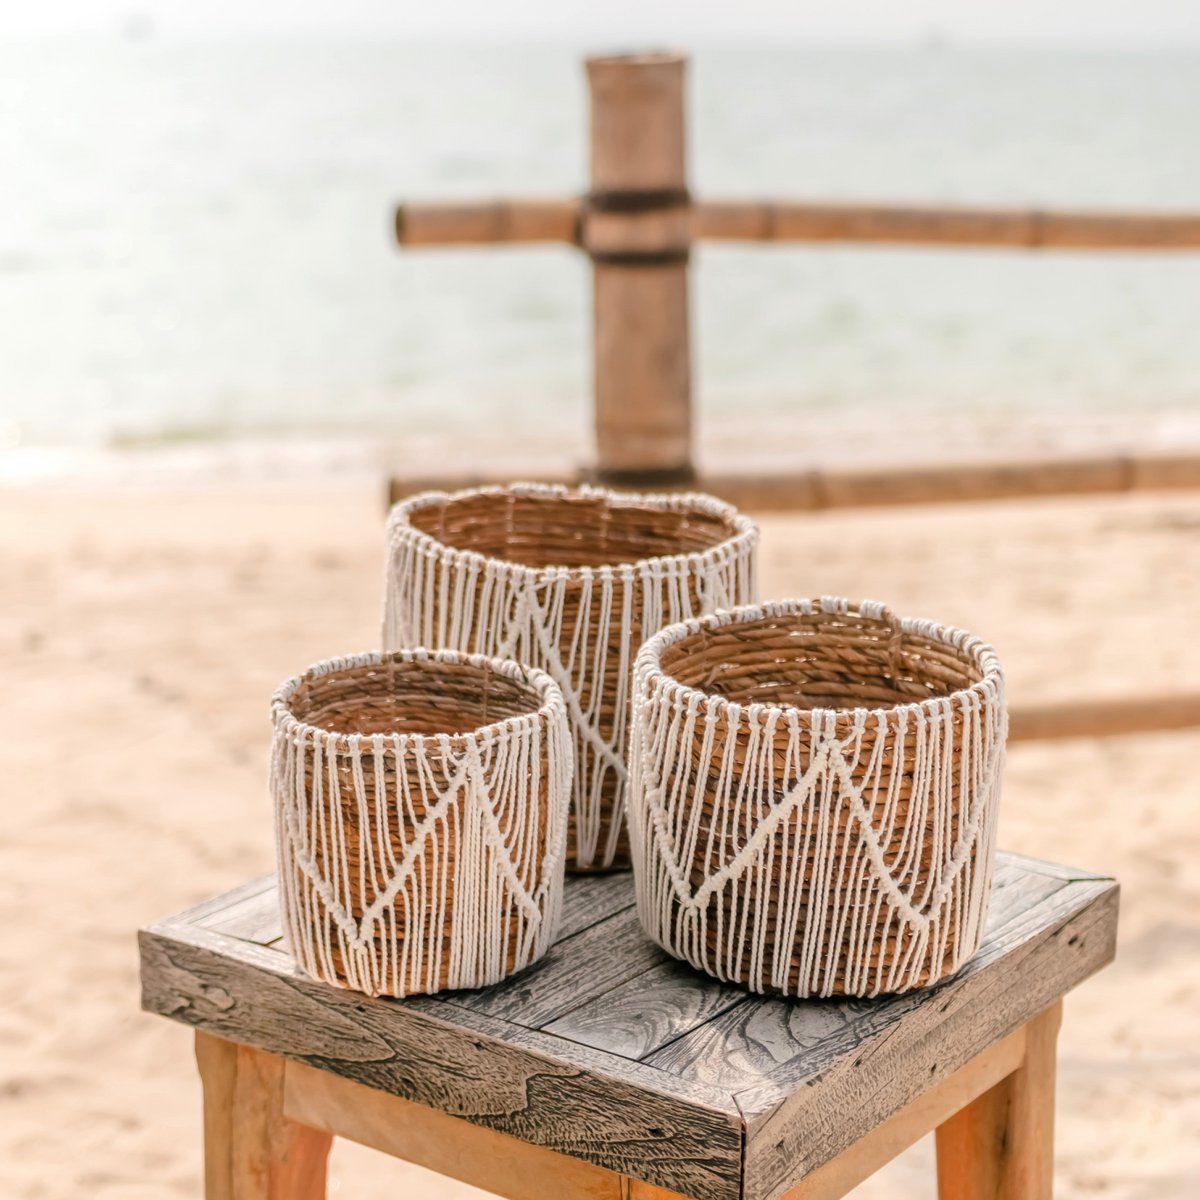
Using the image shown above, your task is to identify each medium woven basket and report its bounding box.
[271,648,571,998]
[627,597,1007,997]
[384,483,758,872]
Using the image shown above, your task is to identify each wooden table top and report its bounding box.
[140,851,1117,1200]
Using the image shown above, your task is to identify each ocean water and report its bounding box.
[2,36,1199,474]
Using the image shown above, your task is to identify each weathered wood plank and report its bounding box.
[453,907,668,1028]
[198,888,283,947]
[140,922,742,1200]
[996,849,1115,883]
[542,958,747,1060]
[980,859,1065,933]
[644,862,1062,1091]
[737,878,1118,1200]
[645,990,873,1092]
[171,875,275,928]
[559,871,637,940]
[409,993,739,1114]
[782,1024,1027,1200]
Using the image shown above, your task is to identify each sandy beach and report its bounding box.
[1,481,1197,1199]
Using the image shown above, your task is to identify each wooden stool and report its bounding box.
[140,851,1117,1200]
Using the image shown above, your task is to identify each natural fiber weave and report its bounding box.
[384,483,758,872]
[627,598,1006,997]
[272,648,571,998]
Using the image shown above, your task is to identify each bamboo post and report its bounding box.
[391,55,1200,485]
[584,53,694,485]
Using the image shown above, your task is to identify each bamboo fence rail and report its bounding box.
[387,50,1200,743]
[391,50,1200,494]
[385,452,1200,514]
[397,197,1200,251]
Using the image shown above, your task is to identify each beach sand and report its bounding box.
[1,482,1197,1199]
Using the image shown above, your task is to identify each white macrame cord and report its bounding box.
[384,484,758,870]
[272,649,572,998]
[627,598,1007,998]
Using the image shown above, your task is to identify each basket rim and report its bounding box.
[272,647,566,752]
[634,596,1004,724]
[387,481,758,580]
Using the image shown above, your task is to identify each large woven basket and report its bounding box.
[627,597,1007,997]
[384,483,758,872]
[271,648,571,998]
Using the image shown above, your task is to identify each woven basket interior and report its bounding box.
[659,608,983,712]
[287,656,541,739]
[408,490,739,569]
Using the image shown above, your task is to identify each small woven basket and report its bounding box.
[384,483,758,872]
[627,597,1007,998]
[271,648,571,998]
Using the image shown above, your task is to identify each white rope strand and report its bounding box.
[627,600,1006,998]
[384,483,758,870]
[272,649,572,998]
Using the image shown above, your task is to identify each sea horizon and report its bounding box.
[3,35,1199,480]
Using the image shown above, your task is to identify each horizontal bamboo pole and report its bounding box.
[385,453,1200,512]
[696,200,1200,249]
[395,199,580,246]
[394,198,1200,251]
[381,463,1200,744]
[705,453,1200,512]
[1008,694,1200,742]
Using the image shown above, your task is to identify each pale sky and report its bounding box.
[6,0,1200,47]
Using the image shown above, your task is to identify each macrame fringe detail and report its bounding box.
[384,483,758,870]
[627,598,1007,998]
[272,648,572,997]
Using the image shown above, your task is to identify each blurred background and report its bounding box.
[2,3,1199,1199]
[3,1,1200,479]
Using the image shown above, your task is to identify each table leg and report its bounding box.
[622,1180,694,1199]
[196,1031,332,1200]
[935,1001,1062,1200]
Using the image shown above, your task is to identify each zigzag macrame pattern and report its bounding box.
[627,598,1007,998]
[384,484,758,870]
[272,649,571,998]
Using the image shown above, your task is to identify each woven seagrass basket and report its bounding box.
[627,597,1007,997]
[271,648,571,998]
[384,483,758,872]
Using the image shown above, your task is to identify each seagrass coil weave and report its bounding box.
[384,483,758,872]
[271,648,571,998]
[627,598,1007,997]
